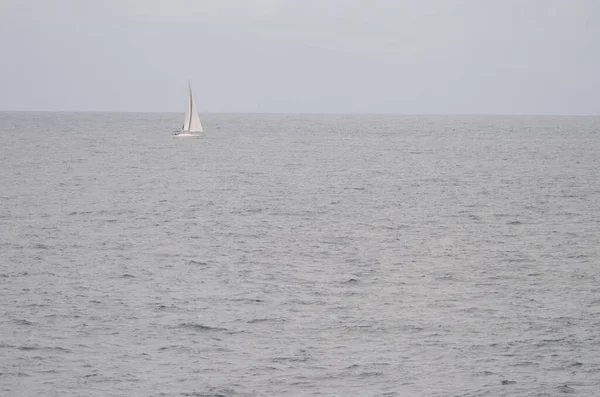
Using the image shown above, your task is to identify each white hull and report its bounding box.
[173,132,200,138]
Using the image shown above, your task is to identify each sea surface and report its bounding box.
[1,112,599,396]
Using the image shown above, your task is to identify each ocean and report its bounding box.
[1,112,599,396]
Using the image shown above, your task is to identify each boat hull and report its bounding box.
[172,132,200,138]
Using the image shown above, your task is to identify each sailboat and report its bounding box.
[173,82,203,137]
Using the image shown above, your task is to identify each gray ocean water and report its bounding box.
[1,112,599,396]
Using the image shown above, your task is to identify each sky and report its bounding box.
[0,0,599,114]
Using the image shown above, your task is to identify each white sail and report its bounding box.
[182,83,203,132]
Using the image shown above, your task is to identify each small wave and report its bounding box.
[178,323,227,332]
[344,187,365,191]
[18,346,38,351]
[501,257,535,263]
[285,298,326,306]
[272,355,311,363]
[97,209,135,216]
[230,298,264,303]
[358,371,384,377]
[187,260,209,266]
[158,345,185,351]
[246,317,284,324]
[342,278,359,284]
[68,211,92,216]
[246,318,270,324]
[514,361,538,367]
[557,384,575,394]
[156,304,178,311]
[13,319,35,326]
[181,387,237,397]
[17,345,70,353]
[344,324,375,332]
[1,371,31,377]
[434,273,457,280]
[538,338,566,344]
[566,253,588,259]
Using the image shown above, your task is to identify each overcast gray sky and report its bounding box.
[1,0,599,114]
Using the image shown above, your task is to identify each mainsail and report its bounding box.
[182,83,203,132]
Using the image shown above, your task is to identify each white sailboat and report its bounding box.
[174,82,203,137]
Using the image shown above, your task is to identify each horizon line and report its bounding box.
[1,110,599,117]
